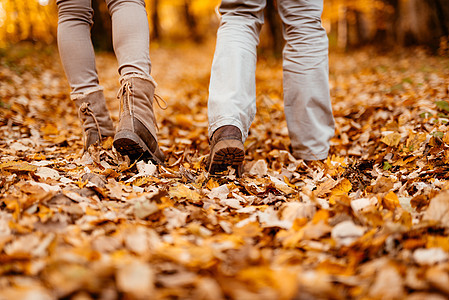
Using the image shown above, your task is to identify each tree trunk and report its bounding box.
[91,0,113,52]
[265,0,283,58]
[183,0,202,43]
[396,0,448,51]
[337,5,347,50]
[151,0,162,40]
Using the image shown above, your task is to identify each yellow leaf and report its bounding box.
[383,191,400,210]
[233,222,263,238]
[393,156,417,166]
[381,132,402,147]
[168,184,201,202]
[41,123,59,135]
[75,179,88,189]
[237,266,298,299]
[317,260,354,276]
[175,114,193,128]
[0,161,37,172]
[325,155,347,176]
[281,229,304,248]
[8,221,31,233]
[206,178,219,190]
[102,136,114,149]
[331,178,352,196]
[312,210,330,224]
[132,176,150,187]
[406,132,427,151]
[4,199,21,221]
[85,206,100,216]
[283,176,298,190]
[427,235,449,251]
[38,205,53,223]
[29,153,46,160]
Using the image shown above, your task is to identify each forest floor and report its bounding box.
[1,42,449,299]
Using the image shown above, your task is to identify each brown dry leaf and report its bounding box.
[2,40,449,299]
[423,190,449,227]
[426,266,449,295]
[315,177,338,197]
[248,159,268,177]
[0,161,37,172]
[169,184,202,203]
[116,261,154,299]
[134,198,159,219]
[35,166,60,180]
[381,132,402,147]
[369,263,405,299]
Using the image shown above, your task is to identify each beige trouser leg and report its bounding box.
[208,0,335,160]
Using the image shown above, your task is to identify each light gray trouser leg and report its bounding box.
[278,0,335,160]
[57,0,152,95]
[208,0,335,160]
[207,0,265,141]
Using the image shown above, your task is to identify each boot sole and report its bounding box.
[208,139,244,176]
[113,130,163,165]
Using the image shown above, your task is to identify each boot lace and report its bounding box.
[117,80,168,130]
[154,93,168,110]
[79,102,102,142]
[117,80,135,129]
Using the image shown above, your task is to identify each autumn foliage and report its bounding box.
[1,39,449,299]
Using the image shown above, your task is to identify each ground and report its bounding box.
[1,42,449,299]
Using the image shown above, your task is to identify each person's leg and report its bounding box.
[106,0,164,163]
[208,0,265,142]
[278,0,335,160]
[57,0,114,149]
[57,0,100,94]
[105,0,151,78]
[207,0,265,174]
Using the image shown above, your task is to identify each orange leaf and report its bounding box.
[383,191,400,210]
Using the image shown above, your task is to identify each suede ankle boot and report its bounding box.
[73,89,115,150]
[208,125,244,176]
[113,75,165,164]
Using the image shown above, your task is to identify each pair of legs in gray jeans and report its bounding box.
[57,0,153,95]
[57,0,164,163]
[208,0,335,161]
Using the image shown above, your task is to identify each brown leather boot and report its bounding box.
[73,89,115,150]
[113,75,165,164]
[208,125,244,176]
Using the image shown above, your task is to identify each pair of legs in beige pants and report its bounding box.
[57,0,164,163]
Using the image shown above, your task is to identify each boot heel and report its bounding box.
[208,139,244,175]
[114,130,163,165]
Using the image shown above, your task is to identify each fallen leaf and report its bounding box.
[116,261,154,298]
[423,190,449,227]
[331,220,365,246]
[381,132,402,147]
[35,167,60,180]
[0,161,37,172]
[413,248,449,265]
[249,160,268,177]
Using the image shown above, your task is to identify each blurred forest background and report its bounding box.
[0,0,449,55]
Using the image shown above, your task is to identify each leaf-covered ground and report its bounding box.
[1,43,449,299]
